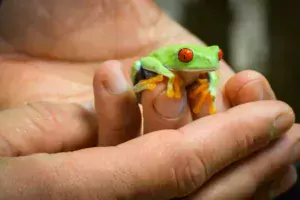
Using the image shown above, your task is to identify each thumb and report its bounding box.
[0,101,294,200]
[0,102,98,157]
[93,60,141,146]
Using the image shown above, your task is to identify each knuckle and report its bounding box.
[0,132,19,157]
[234,131,255,158]
[0,103,66,156]
[155,130,208,196]
[231,122,269,160]
[24,102,63,135]
[23,103,65,152]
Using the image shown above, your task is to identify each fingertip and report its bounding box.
[225,70,261,97]
[225,70,276,106]
[93,60,141,146]
[227,100,295,139]
[142,83,192,133]
[152,89,186,119]
[269,166,298,198]
[179,100,295,182]
[94,60,128,95]
[94,60,123,80]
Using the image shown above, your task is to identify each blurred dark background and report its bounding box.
[156,0,300,199]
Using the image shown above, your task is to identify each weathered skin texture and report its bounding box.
[0,0,233,110]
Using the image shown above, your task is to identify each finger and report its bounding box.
[141,79,193,133]
[141,65,233,132]
[269,165,298,198]
[188,166,297,200]
[188,124,300,200]
[0,102,97,157]
[187,86,229,119]
[115,101,294,198]
[253,166,297,200]
[94,60,141,146]
[225,70,276,105]
[0,101,294,199]
[186,62,235,119]
[178,101,294,183]
[189,70,276,119]
[218,60,236,87]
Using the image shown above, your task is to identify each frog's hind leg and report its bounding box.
[189,79,210,99]
[189,77,211,114]
[192,90,209,114]
[192,87,217,115]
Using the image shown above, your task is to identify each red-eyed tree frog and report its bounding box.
[130,44,223,115]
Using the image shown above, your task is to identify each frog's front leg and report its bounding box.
[131,59,163,93]
[132,57,180,98]
[207,71,218,114]
[133,73,164,93]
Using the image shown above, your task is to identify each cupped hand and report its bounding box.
[0,62,299,200]
[0,1,299,199]
[94,61,300,199]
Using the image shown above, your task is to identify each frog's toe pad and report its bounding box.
[174,92,181,99]
[208,94,217,114]
[133,83,156,93]
[148,84,157,90]
[209,106,217,115]
[189,83,209,99]
[166,89,175,98]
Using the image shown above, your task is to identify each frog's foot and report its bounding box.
[166,88,175,98]
[192,90,209,114]
[141,74,164,85]
[133,75,164,93]
[189,78,216,114]
[189,79,209,99]
[133,83,156,93]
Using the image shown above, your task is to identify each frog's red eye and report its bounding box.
[218,49,223,61]
[178,48,194,63]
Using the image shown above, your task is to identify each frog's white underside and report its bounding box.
[170,69,217,86]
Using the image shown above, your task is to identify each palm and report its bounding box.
[0,0,233,111]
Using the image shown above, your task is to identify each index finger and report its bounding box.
[141,81,193,133]
[140,60,234,133]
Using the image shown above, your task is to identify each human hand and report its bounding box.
[93,60,300,199]
[0,1,299,199]
[1,61,298,200]
[0,0,235,110]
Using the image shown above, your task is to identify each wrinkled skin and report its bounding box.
[0,1,299,200]
[0,0,233,109]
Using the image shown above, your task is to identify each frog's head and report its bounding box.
[171,44,223,72]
